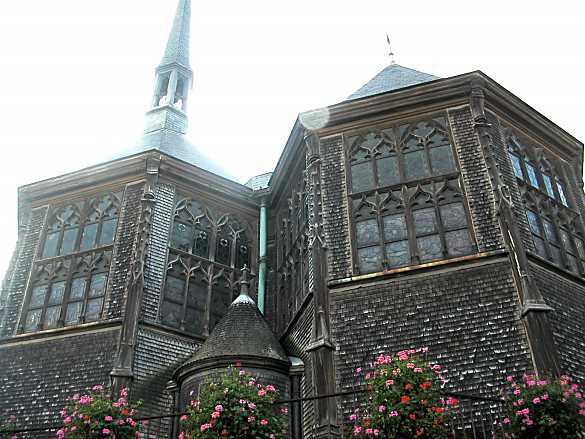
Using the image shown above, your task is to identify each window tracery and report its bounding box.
[161,197,252,335]
[40,192,121,259]
[21,191,121,333]
[508,133,585,275]
[347,116,475,274]
[22,251,112,332]
[274,165,309,332]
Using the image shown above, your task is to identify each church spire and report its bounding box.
[145,0,193,134]
[160,0,191,68]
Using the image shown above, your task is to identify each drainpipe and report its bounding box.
[257,197,267,314]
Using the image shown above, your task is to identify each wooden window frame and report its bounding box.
[346,115,477,275]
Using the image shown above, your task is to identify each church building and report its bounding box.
[1,0,584,438]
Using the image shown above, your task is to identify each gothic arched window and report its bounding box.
[22,251,112,332]
[348,116,475,275]
[506,136,571,208]
[523,191,585,275]
[163,197,251,336]
[40,193,121,259]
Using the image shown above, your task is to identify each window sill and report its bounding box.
[1,318,122,345]
[526,252,585,285]
[328,250,507,288]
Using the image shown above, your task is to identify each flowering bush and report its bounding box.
[0,414,17,439]
[180,367,287,438]
[56,385,142,439]
[500,373,585,438]
[349,348,457,438]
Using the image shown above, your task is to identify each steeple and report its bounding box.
[145,0,193,134]
[116,0,233,180]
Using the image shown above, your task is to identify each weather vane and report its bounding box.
[386,34,396,65]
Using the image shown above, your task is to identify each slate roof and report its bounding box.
[245,172,272,190]
[347,63,439,100]
[160,0,191,67]
[182,291,288,366]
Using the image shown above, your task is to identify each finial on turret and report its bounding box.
[239,265,250,297]
[386,34,396,65]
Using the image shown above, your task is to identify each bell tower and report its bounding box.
[144,0,193,135]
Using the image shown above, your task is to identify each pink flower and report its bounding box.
[433,364,441,371]
[355,367,362,374]
[270,435,276,439]
[211,411,221,419]
[506,376,514,382]
[280,407,288,414]
[239,370,245,376]
[366,428,373,435]
[390,411,398,417]
[260,419,268,425]
[71,426,77,432]
[105,416,113,422]
[385,379,394,386]
[63,417,72,425]
[257,390,266,396]
[422,347,429,353]
[56,429,65,439]
[532,397,541,404]
[266,385,276,391]
[178,432,185,439]
[542,393,549,400]
[502,417,510,424]
[200,423,211,432]
[513,389,521,395]
[349,414,357,421]
[406,363,415,369]
[79,395,91,405]
[120,388,129,398]
[180,415,188,421]
[414,367,423,373]
[92,384,103,391]
[102,428,111,435]
[353,425,362,434]
[526,380,536,387]
[248,402,256,409]
[214,404,224,412]
[247,416,255,423]
[378,405,386,412]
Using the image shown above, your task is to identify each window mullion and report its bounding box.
[37,282,52,331]
[405,198,418,265]
[79,274,92,324]
[435,201,448,259]
[180,265,191,331]
[58,258,76,327]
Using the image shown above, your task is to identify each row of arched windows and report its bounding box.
[507,134,585,276]
[347,117,476,274]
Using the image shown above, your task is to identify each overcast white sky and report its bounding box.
[0,0,583,276]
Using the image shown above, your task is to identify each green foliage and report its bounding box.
[349,349,457,439]
[56,385,142,439]
[0,413,17,439]
[180,367,287,439]
[500,374,585,439]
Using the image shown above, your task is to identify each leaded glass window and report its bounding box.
[40,193,121,259]
[21,251,112,332]
[348,117,475,275]
[164,197,252,336]
[506,136,572,209]
[523,192,585,275]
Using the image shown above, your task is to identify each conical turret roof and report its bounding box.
[182,280,288,368]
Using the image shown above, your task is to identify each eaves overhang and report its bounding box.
[17,148,257,228]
